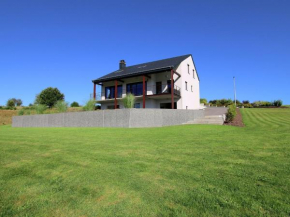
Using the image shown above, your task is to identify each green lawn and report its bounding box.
[1,109,290,216]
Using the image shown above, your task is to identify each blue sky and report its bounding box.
[0,0,289,106]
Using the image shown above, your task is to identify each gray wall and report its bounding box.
[12,109,204,128]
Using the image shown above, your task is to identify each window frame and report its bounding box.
[105,85,123,99]
[126,82,147,96]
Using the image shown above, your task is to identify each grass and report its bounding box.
[0,107,83,125]
[0,108,290,216]
[0,110,17,125]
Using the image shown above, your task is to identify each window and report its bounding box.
[156,82,162,94]
[127,82,147,96]
[105,85,122,99]
[187,64,190,74]
[193,69,195,79]
[134,103,141,108]
[185,81,188,91]
[191,85,193,92]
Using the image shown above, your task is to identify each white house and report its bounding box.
[92,54,200,109]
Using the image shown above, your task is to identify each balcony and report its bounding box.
[91,84,181,101]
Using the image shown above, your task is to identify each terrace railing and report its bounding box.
[91,84,181,100]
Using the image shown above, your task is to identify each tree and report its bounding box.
[273,100,283,107]
[35,87,64,108]
[70,101,80,107]
[6,99,15,108]
[200,98,207,104]
[16,99,23,106]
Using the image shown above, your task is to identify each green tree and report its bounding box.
[6,99,15,108]
[70,101,80,107]
[200,98,207,104]
[35,87,64,108]
[16,99,23,106]
[273,100,283,107]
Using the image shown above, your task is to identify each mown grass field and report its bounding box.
[0,108,290,216]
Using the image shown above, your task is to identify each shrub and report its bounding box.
[70,101,80,107]
[83,100,96,111]
[18,109,25,116]
[252,101,272,107]
[273,100,283,107]
[55,100,68,113]
[226,104,237,123]
[35,87,64,108]
[200,98,207,104]
[243,103,253,108]
[34,104,47,114]
[123,94,135,108]
[26,110,31,115]
[209,99,233,107]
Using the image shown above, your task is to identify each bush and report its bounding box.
[18,109,25,116]
[83,100,96,111]
[243,103,253,108]
[70,101,80,107]
[34,104,47,114]
[209,99,234,107]
[273,100,283,107]
[226,104,237,123]
[55,100,68,113]
[123,94,135,108]
[252,101,272,107]
[35,87,64,108]
[200,98,207,104]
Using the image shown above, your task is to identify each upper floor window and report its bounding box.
[105,85,122,99]
[193,69,195,79]
[191,85,193,92]
[185,81,188,91]
[187,64,190,74]
[126,82,147,96]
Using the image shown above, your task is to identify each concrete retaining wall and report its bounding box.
[12,109,204,128]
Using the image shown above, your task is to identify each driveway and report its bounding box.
[204,107,228,116]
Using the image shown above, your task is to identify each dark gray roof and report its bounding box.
[93,54,191,83]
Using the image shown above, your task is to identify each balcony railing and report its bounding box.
[91,84,181,100]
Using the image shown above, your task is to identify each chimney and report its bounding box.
[119,60,126,69]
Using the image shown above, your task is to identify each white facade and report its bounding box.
[96,56,200,109]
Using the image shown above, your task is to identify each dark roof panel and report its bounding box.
[93,54,191,83]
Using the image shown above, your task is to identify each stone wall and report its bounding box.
[12,109,204,128]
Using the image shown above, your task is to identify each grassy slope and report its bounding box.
[0,107,83,125]
[0,109,290,216]
[0,110,17,125]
